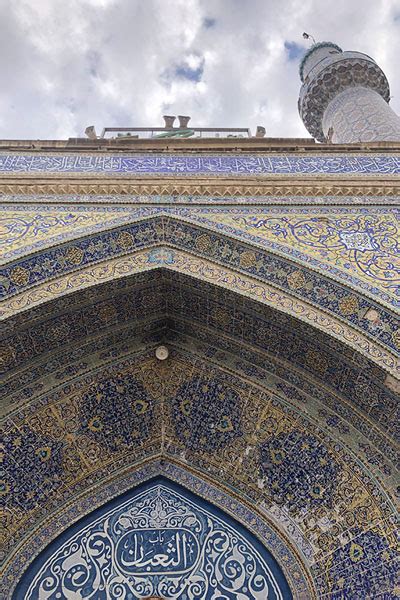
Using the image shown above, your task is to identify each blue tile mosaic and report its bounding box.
[4,349,398,598]
[3,270,397,447]
[259,429,339,510]
[1,153,399,174]
[172,376,242,451]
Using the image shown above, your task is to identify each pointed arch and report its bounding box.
[3,325,398,598]
[2,213,398,600]
[12,475,297,600]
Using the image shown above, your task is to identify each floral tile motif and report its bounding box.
[172,376,242,451]
[259,429,339,510]
[203,208,400,304]
[79,373,155,451]
[325,529,399,598]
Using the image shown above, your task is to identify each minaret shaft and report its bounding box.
[323,86,400,143]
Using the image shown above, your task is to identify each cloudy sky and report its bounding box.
[1,0,399,140]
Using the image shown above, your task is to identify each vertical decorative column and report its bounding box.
[298,42,400,143]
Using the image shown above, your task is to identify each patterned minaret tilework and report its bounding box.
[298,42,400,143]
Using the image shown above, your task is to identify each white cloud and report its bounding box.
[0,0,399,139]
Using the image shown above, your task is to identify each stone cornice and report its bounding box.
[0,176,399,197]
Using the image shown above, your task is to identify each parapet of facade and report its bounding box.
[299,41,400,143]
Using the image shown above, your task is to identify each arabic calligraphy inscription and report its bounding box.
[20,481,291,599]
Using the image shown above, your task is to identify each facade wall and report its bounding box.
[1,141,399,599]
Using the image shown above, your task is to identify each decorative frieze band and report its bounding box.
[0,180,399,197]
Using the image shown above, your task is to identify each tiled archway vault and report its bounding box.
[2,270,398,599]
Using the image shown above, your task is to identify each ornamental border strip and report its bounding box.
[1,252,398,377]
[1,193,400,205]
[1,204,398,311]
[1,181,399,197]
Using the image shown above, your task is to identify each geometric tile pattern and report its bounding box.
[298,44,397,143]
[3,426,64,512]
[172,376,242,452]
[322,86,400,144]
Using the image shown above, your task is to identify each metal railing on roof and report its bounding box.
[99,126,252,139]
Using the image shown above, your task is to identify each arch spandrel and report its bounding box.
[2,202,398,311]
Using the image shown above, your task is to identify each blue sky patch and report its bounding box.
[204,17,216,28]
[284,41,305,61]
[175,62,204,82]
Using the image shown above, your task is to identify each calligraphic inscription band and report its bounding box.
[0,153,399,175]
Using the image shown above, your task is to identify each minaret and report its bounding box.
[298,42,400,143]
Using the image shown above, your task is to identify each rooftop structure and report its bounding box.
[86,114,265,141]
